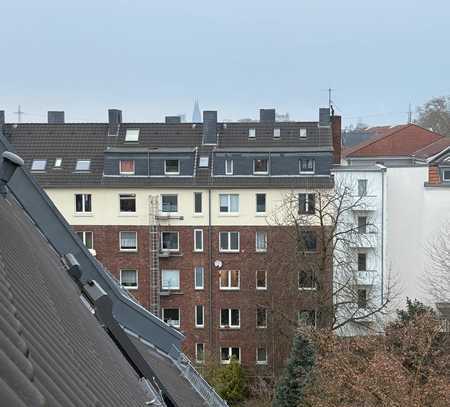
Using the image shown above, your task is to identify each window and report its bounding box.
[164,159,180,175]
[225,159,234,175]
[54,158,62,168]
[162,308,180,328]
[120,231,137,251]
[195,266,204,289]
[75,194,92,213]
[443,169,450,181]
[220,347,240,364]
[256,308,267,328]
[256,193,266,213]
[298,310,317,327]
[358,253,367,271]
[299,159,315,174]
[119,194,136,213]
[194,192,203,214]
[358,179,368,196]
[358,216,367,234]
[161,231,179,251]
[119,159,135,175]
[298,193,315,214]
[256,347,268,365]
[273,128,281,138]
[199,156,209,167]
[299,128,307,138]
[248,128,256,138]
[301,231,317,252]
[161,270,180,290]
[298,269,316,290]
[120,269,138,289]
[194,229,203,252]
[219,231,240,252]
[256,270,267,290]
[357,289,368,309]
[219,194,239,213]
[195,343,205,364]
[254,159,268,174]
[219,270,240,290]
[161,194,178,213]
[75,160,91,171]
[76,231,93,250]
[256,231,267,252]
[195,305,204,328]
[220,309,240,328]
[125,129,140,142]
[31,159,47,171]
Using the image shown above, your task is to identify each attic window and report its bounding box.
[443,169,450,181]
[75,160,91,171]
[54,158,62,168]
[300,128,307,138]
[31,159,47,171]
[125,129,140,142]
[199,156,209,167]
[273,128,281,138]
[248,128,256,138]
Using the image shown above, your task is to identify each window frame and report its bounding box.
[119,193,136,214]
[301,230,318,252]
[298,193,315,215]
[225,159,234,175]
[162,308,180,328]
[299,159,315,174]
[195,305,205,328]
[256,270,267,290]
[161,194,178,213]
[442,168,450,182]
[119,159,135,175]
[75,159,91,172]
[164,159,180,175]
[256,193,266,214]
[298,310,317,328]
[195,343,205,364]
[358,179,368,197]
[194,266,204,290]
[219,231,240,252]
[357,216,368,234]
[31,159,47,172]
[248,128,256,138]
[119,231,138,252]
[199,156,209,167]
[298,269,317,290]
[54,158,63,168]
[256,347,268,365]
[160,231,180,252]
[119,269,138,290]
[357,288,368,309]
[299,128,307,138]
[76,231,94,250]
[219,193,239,214]
[194,229,204,252]
[75,193,92,213]
[219,270,240,290]
[273,128,281,138]
[357,252,367,271]
[253,159,269,175]
[220,347,241,364]
[256,307,268,328]
[194,192,203,214]
[220,308,240,329]
[125,128,140,142]
[255,230,268,252]
[161,269,180,290]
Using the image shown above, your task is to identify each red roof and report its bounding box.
[344,124,448,158]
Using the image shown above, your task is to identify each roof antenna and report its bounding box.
[14,104,25,123]
[408,103,413,124]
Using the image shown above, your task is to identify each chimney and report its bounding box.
[165,115,181,124]
[0,111,4,124]
[319,107,331,127]
[331,114,342,164]
[259,108,276,123]
[48,111,65,124]
[108,109,122,124]
[202,111,218,144]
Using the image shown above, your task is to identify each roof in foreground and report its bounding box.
[344,124,449,159]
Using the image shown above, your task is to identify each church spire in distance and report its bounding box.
[192,99,201,123]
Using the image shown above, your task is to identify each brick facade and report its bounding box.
[428,166,441,184]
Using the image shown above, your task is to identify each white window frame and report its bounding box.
[194,229,204,252]
[219,194,239,214]
[75,159,91,172]
[273,128,281,138]
[54,158,62,168]
[299,159,315,174]
[194,266,204,290]
[76,231,94,250]
[255,231,268,252]
[160,231,180,252]
[256,308,268,328]
[220,347,241,364]
[220,308,240,329]
[256,347,268,365]
[195,343,205,364]
[256,193,266,214]
[195,305,205,328]
[119,269,138,290]
[75,193,92,214]
[248,128,256,138]
[219,270,240,290]
[161,194,178,213]
[298,269,317,291]
[256,270,267,290]
[299,128,307,138]
[298,193,315,215]
[358,179,368,197]
[219,231,240,252]
[31,159,47,172]
[119,231,138,252]
[125,128,140,142]
[442,168,450,181]
[119,159,135,175]
[194,192,203,214]
[225,159,234,175]
[161,269,180,290]
[164,159,180,175]
[199,156,209,167]
[162,308,180,328]
[119,193,136,214]
[298,310,317,328]
[253,159,269,175]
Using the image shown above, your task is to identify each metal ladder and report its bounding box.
[149,195,161,316]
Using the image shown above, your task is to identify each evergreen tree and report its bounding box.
[272,332,315,407]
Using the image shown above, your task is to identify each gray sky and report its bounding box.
[1,0,449,126]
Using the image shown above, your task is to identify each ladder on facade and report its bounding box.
[149,195,161,317]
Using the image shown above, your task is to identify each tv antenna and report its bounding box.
[14,105,25,123]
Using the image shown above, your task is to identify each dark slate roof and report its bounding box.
[5,121,333,189]
[0,196,153,407]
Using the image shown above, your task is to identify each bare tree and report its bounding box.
[416,96,450,136]
[424,220,450,303]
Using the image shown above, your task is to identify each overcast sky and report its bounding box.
[0,0,449,126]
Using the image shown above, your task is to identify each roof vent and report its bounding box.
[165,116,181,124]
[319,108,330,127]
[202,111,218,145]
[48,111,65,124]
[108,109,122,124]
[260,109,276,123]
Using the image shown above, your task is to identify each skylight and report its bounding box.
[125,129,140,142]
[199,156,209,167]
[54,158,62,168]
[273,128,281,138]
[75,160,91,171]
[248,128,256,138]
[31,159,47,171]
[300,128,307,138]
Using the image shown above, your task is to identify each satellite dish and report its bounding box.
[214,260,223,268]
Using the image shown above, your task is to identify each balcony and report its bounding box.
[351,195,378,211]
[355,270,378,286]
[350,233,378,248]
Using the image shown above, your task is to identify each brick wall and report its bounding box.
[428,166,441,184]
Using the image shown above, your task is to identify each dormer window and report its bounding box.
[125,129,140,142]
[248,128,256,138]
[299,159,315,174]
[54,158,62,168]
[254,159,268,175]
[443,168,450,181]
[164,159,180,175]
[199,156,209,167]
[31,159,47,172]
[75,160,91,172]
[119,159,135,175]
[300,128,307,138]
[273,128,281,138]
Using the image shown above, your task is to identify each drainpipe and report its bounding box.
[208,188,213,350]
[380,168,385,305]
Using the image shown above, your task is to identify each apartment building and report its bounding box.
[3,107,341,374]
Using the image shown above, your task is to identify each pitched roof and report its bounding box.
[344,124,448,158]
